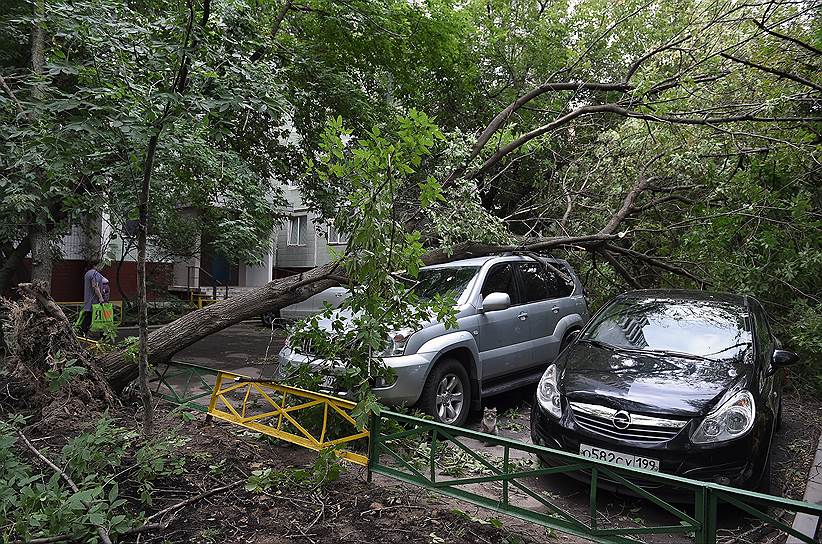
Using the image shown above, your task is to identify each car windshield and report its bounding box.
[408,266,479,302]
[581,297,752,361]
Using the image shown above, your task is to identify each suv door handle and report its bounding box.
[517,311,528,321]
[551,306,560,314]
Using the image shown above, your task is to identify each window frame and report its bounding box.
[287,215,307,246]
[480,262,521,306]
[514,261,575,303]
[514,262,552,303]
[326,224,346,246]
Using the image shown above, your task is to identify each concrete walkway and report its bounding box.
[787,431,822,543]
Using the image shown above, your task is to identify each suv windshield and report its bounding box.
[581,297,752,361]
[410,266,479,301]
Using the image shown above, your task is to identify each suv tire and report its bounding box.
[419,358,471,426]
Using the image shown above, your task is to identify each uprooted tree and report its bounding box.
[2,0,820,399]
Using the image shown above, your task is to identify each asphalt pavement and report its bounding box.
[121,321,286,378]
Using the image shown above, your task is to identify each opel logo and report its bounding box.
[612,410,631,430]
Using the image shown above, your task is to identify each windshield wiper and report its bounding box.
[703,342,751,357]
[643,349,714,362]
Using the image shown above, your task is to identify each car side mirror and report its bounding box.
[480,292,511,313]
[771,349,799,368]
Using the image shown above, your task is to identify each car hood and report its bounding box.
[559,344,750,417]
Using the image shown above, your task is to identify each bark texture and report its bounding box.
[100,262,342,389]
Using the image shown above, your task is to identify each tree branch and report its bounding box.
[631,194,696,213]
[15,430,114,544]
[721,52,822,93]
[752,19,822,56]
[599,250,642,289]
[0,72,25,115]
[443,83,631,185]
[472,102,820,178]
[604,244,709,286]
[624,35,692,83]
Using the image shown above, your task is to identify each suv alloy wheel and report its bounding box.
[419,358,471,426]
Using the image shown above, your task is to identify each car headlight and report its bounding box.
[537,364,562,418]
[691,390,755,444]
[380,328,414,357]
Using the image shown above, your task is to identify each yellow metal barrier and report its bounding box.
[207,371,370,465]
[77,336,105,353]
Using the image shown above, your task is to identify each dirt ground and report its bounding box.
[132,408,590,544]
[7,382,821,544]
[141,389,821,544]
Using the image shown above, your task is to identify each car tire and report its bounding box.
[419,358,471,426]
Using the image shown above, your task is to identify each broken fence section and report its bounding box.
[206,371,369,466]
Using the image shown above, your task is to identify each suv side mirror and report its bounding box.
[772,349,799,368]
[480,292,511,313]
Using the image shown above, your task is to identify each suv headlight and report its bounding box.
[380,328,414,357]
[691,390,755,444]
[537,364,562,418]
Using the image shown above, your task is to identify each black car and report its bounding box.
[530,289,799,493]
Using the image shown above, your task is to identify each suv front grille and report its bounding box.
[569,401,688,443]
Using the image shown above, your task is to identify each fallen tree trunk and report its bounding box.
[100,261,343,389]
[98,236,633,389]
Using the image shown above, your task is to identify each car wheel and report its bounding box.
[419,358,471,426]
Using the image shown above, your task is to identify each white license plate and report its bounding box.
[579,444,660,472]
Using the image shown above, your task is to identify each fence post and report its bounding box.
[694,487,718,544]
[366,410,380,483]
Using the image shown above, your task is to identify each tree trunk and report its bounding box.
[99,262,342,389]
[28,0,52,291]
[29,228,52,290]
[136,132,159,437]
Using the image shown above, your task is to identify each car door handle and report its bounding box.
[517,311,528,321]
[551,306,560,314]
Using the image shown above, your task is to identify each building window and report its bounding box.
[327,225,346,245]
[287,215,307,246]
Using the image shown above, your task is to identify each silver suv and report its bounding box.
[278,255,589,425]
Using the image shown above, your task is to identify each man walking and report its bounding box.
[80,261,105,336]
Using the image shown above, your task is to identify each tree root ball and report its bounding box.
[1,282,115,423]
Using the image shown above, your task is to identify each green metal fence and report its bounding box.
[367,410,822,544]
[152,362,821,543]
[149,360,220,412]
